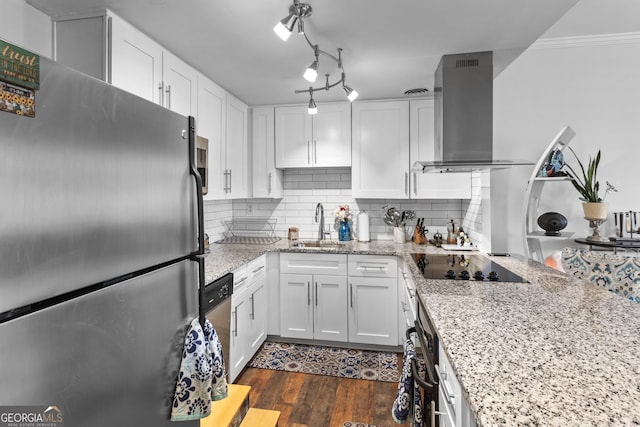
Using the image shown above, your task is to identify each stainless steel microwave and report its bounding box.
[196,136,208,195]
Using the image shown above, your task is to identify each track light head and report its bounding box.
[344,85,359,102]
[273,12,297,41]
[307,90,317,115]
[303,59,319,83]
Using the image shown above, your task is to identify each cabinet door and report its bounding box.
[312,103,351,167]
[348,276,398,346]
[313,275,348,342]
[226,93,248,199]
[248,278,267,355]
[352,101,410,198]
[279,273,314,340]
[229,290,249,383]
[275,106,313,168]
[409,99,471,199]
[162,51,197,117]
[197,75,226,200]
[110,14,163,104]
[252,107,283,198]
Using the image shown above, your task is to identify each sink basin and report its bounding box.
[292,240,345,249]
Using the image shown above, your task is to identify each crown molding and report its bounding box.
[530,32,640,50]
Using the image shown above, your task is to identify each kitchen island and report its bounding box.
[203,241,640,426]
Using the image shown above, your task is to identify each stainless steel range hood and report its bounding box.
[415,51,532,172]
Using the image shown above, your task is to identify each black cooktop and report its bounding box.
[411,253,528,283]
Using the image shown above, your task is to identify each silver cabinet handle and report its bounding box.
[165,84,171,109]
[252,265,265,273]
[350,283,353,308]
[313,140,317,165]
[158,82,164,105]
[228,169,232,193]
[435,366,455,405]
[307,281,311,306]
[307,141,311,165]
[315,282,318,306]
[232,309,238,337]
[360,265,386,271]
[268,172,272,195]
[250,294,255,320]
[404,172,409,196]
[223,169,229,193]
[235,276,247,285]
[413,172,418,195]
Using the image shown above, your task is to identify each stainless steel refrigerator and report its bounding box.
[0,55,206,427]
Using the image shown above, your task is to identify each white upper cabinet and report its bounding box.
[197,75,226,200]
[161,51,197,117]
[55,10,196,117]
[110,15,163,104]
[352,101,410,199]
[252,107,283,199]
[225,93,249,199]
[409,99,471,199]
[275,103,351,168]
[352,99,471,200]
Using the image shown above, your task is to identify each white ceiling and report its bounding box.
[25,0,638,106]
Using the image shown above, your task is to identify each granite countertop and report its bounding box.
[202,239,440,284]
[203,240,640,426]
[407,255,640,427]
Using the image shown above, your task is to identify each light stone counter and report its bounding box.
[407,255,640,427]
[204,242,640,426]
[202,239,441,284]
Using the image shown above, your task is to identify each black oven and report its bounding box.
[407,298,440,427]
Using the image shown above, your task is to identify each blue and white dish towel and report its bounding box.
[392,337,423,426]
[171,318,228,421]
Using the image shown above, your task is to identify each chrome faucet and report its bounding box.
[315,203,325,240]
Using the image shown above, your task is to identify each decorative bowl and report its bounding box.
[537,212,568,236]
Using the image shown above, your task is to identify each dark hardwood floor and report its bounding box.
[235,358,402,427]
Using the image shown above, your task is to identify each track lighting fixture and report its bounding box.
[274,0,359,114]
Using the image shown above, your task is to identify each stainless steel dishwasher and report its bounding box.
[204,272,234,378]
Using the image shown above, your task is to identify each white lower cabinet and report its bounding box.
[229,285,249,383]
[278,253,399,346]
[279,253,349,342]
[348,255,398,346]
[228,256,267,383]
[279,273,348,341]
[438,342,477,427]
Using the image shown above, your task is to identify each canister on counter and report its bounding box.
[288,227,299,241]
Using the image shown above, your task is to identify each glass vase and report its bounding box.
[339,221,351,242]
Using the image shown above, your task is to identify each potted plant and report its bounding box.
[564,148,616,220]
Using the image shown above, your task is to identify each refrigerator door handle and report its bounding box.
[187,116,207,327]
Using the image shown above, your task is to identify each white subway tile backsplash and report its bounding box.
[204,167,483,243]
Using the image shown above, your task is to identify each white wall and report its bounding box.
[204,168,466,243]
[492,33,640,257]
[0,0,51,57]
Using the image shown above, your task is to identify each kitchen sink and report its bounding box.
[292,240,346,249]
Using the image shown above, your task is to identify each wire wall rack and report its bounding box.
[215,217,281,244]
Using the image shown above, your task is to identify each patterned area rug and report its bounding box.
[343,423,389,427]
[248,341,400,382]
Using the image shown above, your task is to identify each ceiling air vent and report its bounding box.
[404,88,429,96]
[455,58,479,68]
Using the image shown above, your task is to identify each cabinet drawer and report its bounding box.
[348,255,397,278]
[233,264,249,291]
[247,255,266,285]
[280,253,347,275]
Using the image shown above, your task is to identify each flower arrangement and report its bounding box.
[564,148,617,202]
[334,204,353,226]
